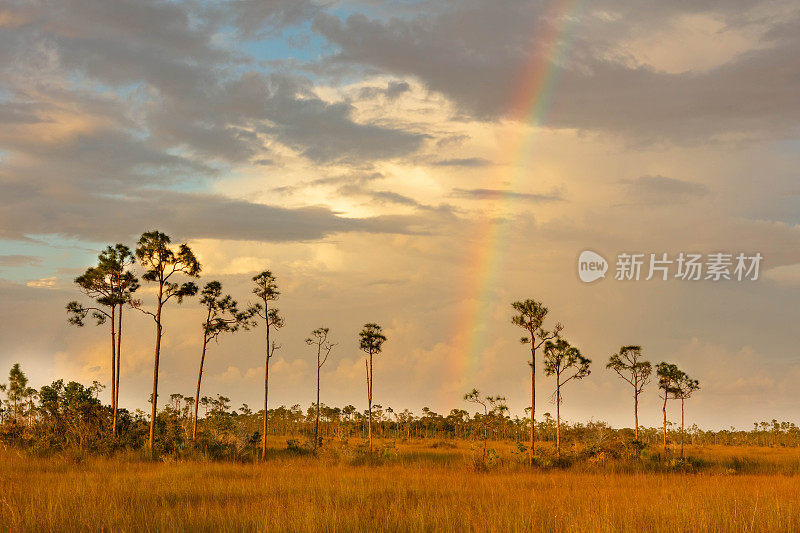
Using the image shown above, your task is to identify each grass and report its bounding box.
[2,441,800,531]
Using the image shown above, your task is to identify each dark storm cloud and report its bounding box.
[313,0,800,141]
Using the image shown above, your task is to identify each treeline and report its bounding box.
[1,362,799,460]
[1,229,715,461]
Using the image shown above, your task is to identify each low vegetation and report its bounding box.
[2,442,800,532]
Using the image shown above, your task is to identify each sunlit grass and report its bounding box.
[2,442,800,531]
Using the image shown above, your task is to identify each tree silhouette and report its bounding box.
[251,270,284,460]
[607,345,652,440]
[385,406,399,445]
[464,389,508,463]
[359,323,386,453]
[133,230,200,450]
[305,327,336,449]
[656,362,684,453]
[543,338,591,457]
[511,299,563,464]
[66,244,137,436]
[5,363,29,423]
[102,245,138,437]
[674,372,700,459]
[193,281,254,441]
[67,264,115,431]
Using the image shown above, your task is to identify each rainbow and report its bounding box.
[448,0,583,402]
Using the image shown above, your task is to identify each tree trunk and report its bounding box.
[529,340,535,466]
[315,353,320,449]
[681,397,685,459]
[149,321,162,450]
[634,387,639,441]
[114,304,123,438]
[110,305,116,437]
[148,290,163,451]
[262,319,271,460]
[261,307,271,461]
[482,415,487,462]
[556,383,561,458]
[367,354,373,453]
[193,335,209,441]
[662,395,668,454]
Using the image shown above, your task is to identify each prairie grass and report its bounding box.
[2,442,800,532]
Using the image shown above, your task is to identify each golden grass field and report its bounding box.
[2,440,800,532]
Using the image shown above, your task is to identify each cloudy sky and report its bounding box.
[1,0,799,429]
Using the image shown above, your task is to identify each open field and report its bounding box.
[3,442,800,532]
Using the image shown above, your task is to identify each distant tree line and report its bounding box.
[1,361,797,460]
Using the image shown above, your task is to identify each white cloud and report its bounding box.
[763,264,800,286]
[26,276,57,288]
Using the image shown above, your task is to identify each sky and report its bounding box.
[1,0,799,430]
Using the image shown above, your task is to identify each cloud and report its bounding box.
[367,190,421,206]
[313,0,800,141]
[0,103,46,125]
[0,254,41,267]
[217,366,244,383]
[272,172,386,195]
[1,129,214,190]
[431,157,492,167]
[334,182,422,207]
[450,188,564,202]
[763,264,800,286]
[336,186,421,207]
[270,171,428,208]
[0,0,426,183]
[619,175,710,205]
[259,74,426,163]
[26,276,57,288]
[0,185,435,242]
[358,80,412,100]
[672,339,779,400]
[0,3,431,244]
[226,0,320,39]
